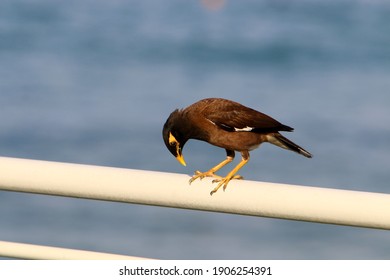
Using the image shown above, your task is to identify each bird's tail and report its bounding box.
[267,133,312,158]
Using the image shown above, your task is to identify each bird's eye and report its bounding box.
[169,141,176,146]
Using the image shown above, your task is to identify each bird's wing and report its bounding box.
[202,100,293,133]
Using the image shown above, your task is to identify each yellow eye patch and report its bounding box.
[169,132,178,145]
[169,132,186,166]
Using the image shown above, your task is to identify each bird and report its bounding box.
[162,98,312,195]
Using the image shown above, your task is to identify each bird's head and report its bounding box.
[162,109,188,166]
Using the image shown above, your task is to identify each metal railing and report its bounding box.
[0,156,389,259]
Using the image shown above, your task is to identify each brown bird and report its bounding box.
[162,98,312,195]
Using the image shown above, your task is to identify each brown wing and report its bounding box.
[200,98,293,133]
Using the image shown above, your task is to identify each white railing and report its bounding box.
[0,156,389,259]
[0,241,149,260]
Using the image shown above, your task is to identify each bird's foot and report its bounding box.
[210,174,243,195]
[189,170,223,184]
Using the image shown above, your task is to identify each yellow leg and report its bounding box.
[210,157,249,195]
[189,156,234,184]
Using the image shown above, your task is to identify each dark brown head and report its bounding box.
[162,109,188,166]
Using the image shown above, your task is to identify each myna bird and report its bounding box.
[162,98,312,195]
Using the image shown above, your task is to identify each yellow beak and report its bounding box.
[176,153,186,166]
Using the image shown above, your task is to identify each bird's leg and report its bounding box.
[210,151,249,195]
[189,150,237,184]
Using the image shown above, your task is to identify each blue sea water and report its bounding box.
[1,0,390,259]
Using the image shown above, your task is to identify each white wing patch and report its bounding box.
[234,126,254,132]
[206,118,216,125]
[206,118,255,132]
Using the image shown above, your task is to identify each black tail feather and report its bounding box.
[269,134,312,158]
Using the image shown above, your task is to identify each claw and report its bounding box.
[211,174,243,183]
[209,174,243,195]
[189,170,223,185]
[189,170,243,195]
[210,178,230,195]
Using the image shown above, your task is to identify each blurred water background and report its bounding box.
[1,0,390,259]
